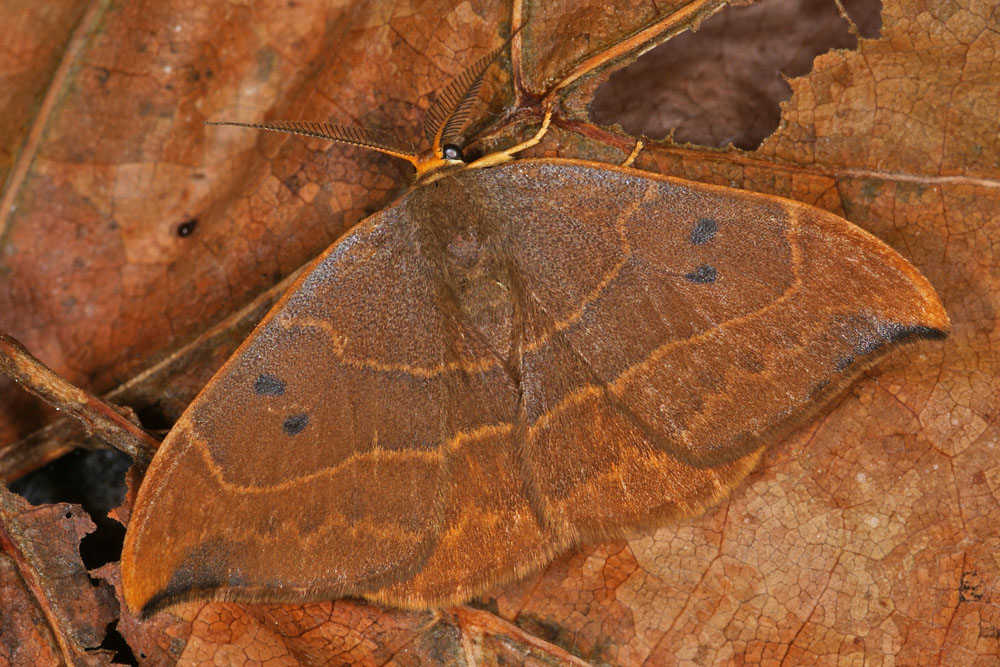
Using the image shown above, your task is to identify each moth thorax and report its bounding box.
[446,226,485,270]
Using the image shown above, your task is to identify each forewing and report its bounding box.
[121,200,521,614]
[487,159,949,539]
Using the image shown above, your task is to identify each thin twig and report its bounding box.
[0,334,159,466]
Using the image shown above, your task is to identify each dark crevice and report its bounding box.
[133,402,176,432]
[80,518,126,569]
[9,448,131,517]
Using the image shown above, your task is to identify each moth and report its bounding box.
[122,31,949,615]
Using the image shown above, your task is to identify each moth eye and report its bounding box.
[442,144,464,161]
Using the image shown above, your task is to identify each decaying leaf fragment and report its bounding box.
[0,484,116,665]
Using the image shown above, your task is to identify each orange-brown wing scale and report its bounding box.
[122,159,948,614]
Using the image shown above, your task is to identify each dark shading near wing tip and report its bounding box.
[835,355,855,372]
[141,543,248,617]
[254,373,286,396]
[690,217,718,245]
[685,264,717,284]
[829,320,947,377]
[809,378,831,398]
[855,321,948,357]
[881,323,948,343]
[143,575,221,618]
[140,591,169,619]
[283,413,309,435]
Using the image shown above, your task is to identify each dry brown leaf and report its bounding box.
[0,484,116,665]
[1,0,995,663]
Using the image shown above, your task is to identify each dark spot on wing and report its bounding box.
[690,217,717,245]
[685,264,717,284]
[283,413,309,435]
[254,374,286,396]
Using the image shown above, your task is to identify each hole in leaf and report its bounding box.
[80,517,126,568]
[100,620,137,665]
[10,448,131,568]
[590,0,882,149]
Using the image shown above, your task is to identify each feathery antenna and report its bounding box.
[204,120,420,167]
[423,28,519,156]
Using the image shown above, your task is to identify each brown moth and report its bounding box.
[121,31,949,616]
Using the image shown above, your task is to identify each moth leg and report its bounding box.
[621,139,644,167]
[504,105,553,156]
[468,106,553,170]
